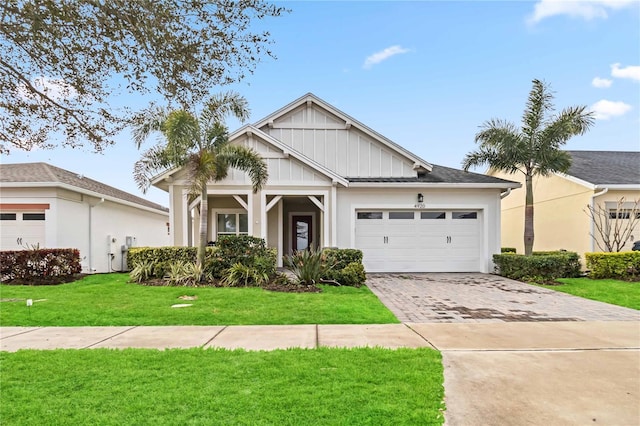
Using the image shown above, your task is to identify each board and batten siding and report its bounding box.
[259,104,416,178]
[221,134,334,186]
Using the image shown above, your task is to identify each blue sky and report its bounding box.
[3,0,639,206]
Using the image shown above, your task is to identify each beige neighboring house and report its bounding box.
[152,93,519,273]
[0,162,170,273]
[488,151,640,255]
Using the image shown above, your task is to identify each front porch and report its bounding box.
[184,189,336,267]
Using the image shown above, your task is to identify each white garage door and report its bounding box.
[355,210,481,272]
[0,212,46,250]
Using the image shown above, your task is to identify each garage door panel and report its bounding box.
[355,209,482,273]
[0,212,46,250]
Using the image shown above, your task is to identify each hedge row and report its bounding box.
[585,252,640,280]
[493,251,581,282]
[128,235,276,280]
[0,248,82,283]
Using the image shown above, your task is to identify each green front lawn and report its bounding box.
[543,278,640,310]
[0,273,398,326]
[0,347,444,425]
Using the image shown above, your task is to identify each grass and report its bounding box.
[0,273,398,326]
[0,347,444,425]
[541,278,640,310]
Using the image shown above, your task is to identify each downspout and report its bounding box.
[500,188,512,199]
[591,188,608,252]
[88,197,105,273]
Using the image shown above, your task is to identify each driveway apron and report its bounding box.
[366,273,640,323]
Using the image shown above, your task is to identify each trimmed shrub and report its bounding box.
[127,247,199,277]
[501,247,517,253]
[585,252,640,280]
[331,262,366,287]
[493,252,581,283]
[321,248,366,287]
[0,248,82,283]
[210,235,276,279]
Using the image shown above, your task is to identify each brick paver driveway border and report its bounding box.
[366,273,639,323]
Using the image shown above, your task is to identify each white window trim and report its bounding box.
[211,209,249,240]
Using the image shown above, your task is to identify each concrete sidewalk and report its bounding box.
[2,321,639,426]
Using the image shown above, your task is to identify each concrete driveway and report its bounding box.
[367,273,640,425]
[366,273,640,322]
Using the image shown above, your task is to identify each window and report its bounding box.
[0,213,16,220]
[23,213,45,221]
[420,211,445,220]
[357,212,382,219]
[216,212,248,237]
[609,210,640,219]
[389,211,414,219]
[452,212,477,219]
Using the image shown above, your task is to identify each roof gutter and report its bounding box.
[590,188,609,252]
[0,182,168,215]
[347,182,521,189]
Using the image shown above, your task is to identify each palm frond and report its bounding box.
[131,105,167,149]
[162,110,200,159]
[465,120,524,173]
[132,145,173,192]
[204,122,230,150]
[534,149,572,177]
[218,145,269,192]
[201,91,250,128]
[522,79,553,139]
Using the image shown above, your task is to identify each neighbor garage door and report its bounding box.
[0,211,46,250]
[355,210,481,272]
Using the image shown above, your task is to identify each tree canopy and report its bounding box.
[463,79,594,255]
[0,0,286,154]
[132,91,268,269]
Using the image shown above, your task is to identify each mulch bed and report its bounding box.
[1,274,87,286]
[262,282,322,293]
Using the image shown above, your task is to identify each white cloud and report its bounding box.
[527,0,636,25]
[591,77,613,88]
[590,99,632,120]
[18,76,78,101]
[363,45,410,69]
[611,63,640,81]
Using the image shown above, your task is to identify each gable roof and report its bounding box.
[254,93,433,172]
[0,162,168,213]
[564,151,640,186]
[230,126,349,187]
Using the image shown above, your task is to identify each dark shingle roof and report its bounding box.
[0,162,168,212]
[565,151,640,185]
[348,164,518,185]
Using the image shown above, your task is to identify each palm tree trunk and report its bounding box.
[197,187,208,271]
[524,173,534,256]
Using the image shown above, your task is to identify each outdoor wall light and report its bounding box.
[417,193,424,203]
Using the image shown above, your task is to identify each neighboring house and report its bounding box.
[0,162,170,273]
[488,151,640,255]
[152,93,519,273]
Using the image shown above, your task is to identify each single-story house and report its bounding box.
[488,151,640,254]
[0,162,170,273]
[152,93,519,273]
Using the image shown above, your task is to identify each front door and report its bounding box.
[292,215,313,251]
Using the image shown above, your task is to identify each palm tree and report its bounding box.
[132,91,268,269]
[462,79,594,255]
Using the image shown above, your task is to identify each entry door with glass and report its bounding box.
[292,215,313,251]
